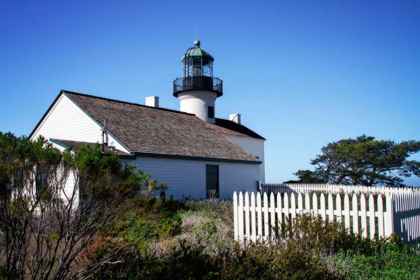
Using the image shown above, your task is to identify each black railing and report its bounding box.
[173,76,223,97]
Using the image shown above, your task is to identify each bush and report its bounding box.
[329,241,420,279]
[85,198,420,280]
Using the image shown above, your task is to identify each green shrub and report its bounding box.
[158,212,182,239]
[86,198,420,280]
[330,241,420,279]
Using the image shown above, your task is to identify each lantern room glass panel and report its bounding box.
[184,57,213,77]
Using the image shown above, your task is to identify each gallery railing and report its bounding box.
[173,76,223,97]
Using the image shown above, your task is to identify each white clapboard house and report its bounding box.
[30,40,265,199]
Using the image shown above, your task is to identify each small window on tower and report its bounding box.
[208,106,214,119]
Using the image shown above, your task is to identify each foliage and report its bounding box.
[0,132,150,279]
[2,132,420,279]
[85,199,420,280]
[293,169,325,183]
[294,135,420,186]
[329,242,420,279]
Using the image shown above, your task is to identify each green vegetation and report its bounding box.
[79,198,420,280]
[294,135,420,186]
[1,132,419,279]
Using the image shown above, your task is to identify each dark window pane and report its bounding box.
[208,106,214,119]
[206,165,219,198]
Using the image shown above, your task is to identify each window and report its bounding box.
[206,165,219,198]
[208,106,214,119]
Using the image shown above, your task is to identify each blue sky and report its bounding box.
[1,0,419,186]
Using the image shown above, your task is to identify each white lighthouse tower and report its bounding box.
[173,40,223,123]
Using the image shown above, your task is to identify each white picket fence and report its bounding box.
[233,191,420,243]
[260,183,420,196]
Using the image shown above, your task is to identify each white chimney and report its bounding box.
[229,114,241,124]
[145,96,159,108]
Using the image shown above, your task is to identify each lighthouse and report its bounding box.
[173,40,223,123]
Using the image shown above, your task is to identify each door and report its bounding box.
[206,165,219,198]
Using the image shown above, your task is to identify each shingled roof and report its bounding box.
[59,91,261,163]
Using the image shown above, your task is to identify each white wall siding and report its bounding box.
[125,157,260,200]
[49,143,78,205]
[31,94,129,154]
[219,162,260,198]
[224,135,265,183]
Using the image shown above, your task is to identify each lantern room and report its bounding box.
[182,39,214,77]
[173,40,223,98]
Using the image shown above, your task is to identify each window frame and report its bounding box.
[206,164,219,198]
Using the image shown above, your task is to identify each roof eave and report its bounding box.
[131,152,262,164]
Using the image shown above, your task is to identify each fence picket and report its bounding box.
[257,192,262,240]
[245,192,250,242]
[336,193,342,224]
[313,193,318,216]
[251,192,256,242]
[328,193,334,222]
[291,193,297,219]
[385,194,393,237]
[233,192,238,240]
[270,193,276,239]
[238,192,244,242]
[369,194,376,239]
[377,194,384,238]
[277,193,282,230]
[284,193,290,223]
[344,194,350,231]
[352,193,359,234]
[264,193,269,239]
[360,194,367,238]
[320,193,326,220]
